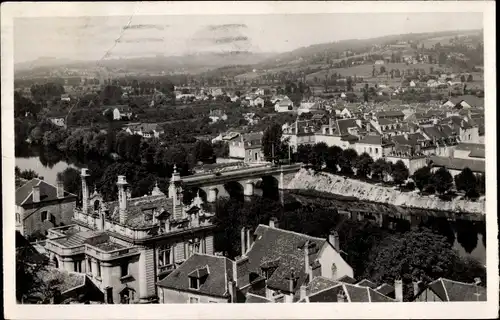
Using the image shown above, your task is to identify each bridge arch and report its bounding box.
[261,175,279,200]
[223,181,245,202]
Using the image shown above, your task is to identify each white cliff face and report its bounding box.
[286,169,485,215]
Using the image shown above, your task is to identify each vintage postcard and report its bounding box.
[2,1,498,319]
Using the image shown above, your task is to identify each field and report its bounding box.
[305,63,441,81]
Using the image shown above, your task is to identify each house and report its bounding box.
[370,118,405,138]
[412,278,486,302]
[44,168,216,304]
[235,220,354,303]
[209,109,228,123]
[298,276,395,303]
[420,124,459,157]
[157,253,237,303]
[282,120,317,152]
[275,98,294,113]
[104,106,133,121]
[354,134,393,160]
[375,110,405,122]
[16,178,77,238]
[252,97,265,108]
[409,81,416,87]
[428,155,485,177]
[442,116,479,143]
[452,143,485,161]
[297,101,321,115]
[49,117,66,128]
[228,132,264,163]
[271,95,289,104]
[61,94,71,102]
[374,60,385,65]
[211,88,224,97]
[124,123,164,139]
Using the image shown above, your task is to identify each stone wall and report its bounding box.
[286,169,485,215]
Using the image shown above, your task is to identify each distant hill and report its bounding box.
[257,29,482,69]
[15,51,276,76]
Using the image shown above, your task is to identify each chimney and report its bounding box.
[299,285,307,301]
[228,280,237,303]
[56,179,64,198]
[329,230,340,252]
[81,168,90,214]
[337,289,346,303]
[269,217,278,228]
[32,184,40,203]
[246,227,251,252]
[395,279,403,302]
[240,227,246,255]
[117,175,128,224]
[303,241,313,281]
[413,280,423,297]
[289,268,296,293]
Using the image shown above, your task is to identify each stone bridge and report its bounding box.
[182,163,302,202]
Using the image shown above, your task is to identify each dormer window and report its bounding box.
[189,277,199,290]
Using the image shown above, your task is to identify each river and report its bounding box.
[15,152,486,265]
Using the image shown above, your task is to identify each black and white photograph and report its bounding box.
[2,1,497,319]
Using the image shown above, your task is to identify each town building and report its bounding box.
[16,178,77,238]
[228,132,264,163]
[412,278,486,302]
[275,98,295,113]
[235,220,354,303]
[157,253,237,303]
[49,117,66,128]
[124,123,165,139]
[354,134,393,160]
[44,167,216,304]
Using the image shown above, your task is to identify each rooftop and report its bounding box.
[16,178,77,207]
[157,253,234,298]
[429,156,485,173]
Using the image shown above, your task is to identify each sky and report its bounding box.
[14,12,483,63]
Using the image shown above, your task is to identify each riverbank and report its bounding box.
[286,169,486,216]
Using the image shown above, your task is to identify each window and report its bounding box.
[369,147,372,153]
[50,214,56,225]
[375,148,379,154]
[189,297,199,303]
[120,288,135,304]
[189,277,199,290]
[74,260,82,272]
[158,244,172,271]
[209,300,217,303]
[97,261,101,277]
[88,258,92,274]
[120,262,129,278]
[106,287,113,304]
[188,239,201,258]
[41,211,48,222]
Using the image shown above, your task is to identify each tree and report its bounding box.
[454,167,478,198]
[262,123,283,162]
[213,141,229,158]
[431,167,453,195]
[57,167,81,196]
[460,75,466,83]
[355,152,374,178]
[412,166,432,192]
[476,173,485,195]
[380,66,386,74]
[467,74,473,82]
[310,142,329,169]
[193,140,215,164]
[325,146,343,173]
[371,158,391,181]
[339,148,358,175]
[391,160,409,185]
[363,228,483,301]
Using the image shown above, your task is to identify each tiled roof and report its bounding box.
[337,275,357,284]
[304,282,395,303]
[356,279,377,289]
[376,110,405,118]
[468,148,485,159]
[377,118,396,126]
[391,133,427,147]
[245,293,272,303]
[306,276,338,295]
[336,118,359,135]
[107,195,173,229]
[53,231,104,247]
[357,135,386,145]
[455,143,485,152]
[429,156,485,173]
[157,253,234,298]
[375,283,395,296]
[244,225,327,293]
[16,179,77,206]
[427,278,486,301]
[421,125,455,140]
